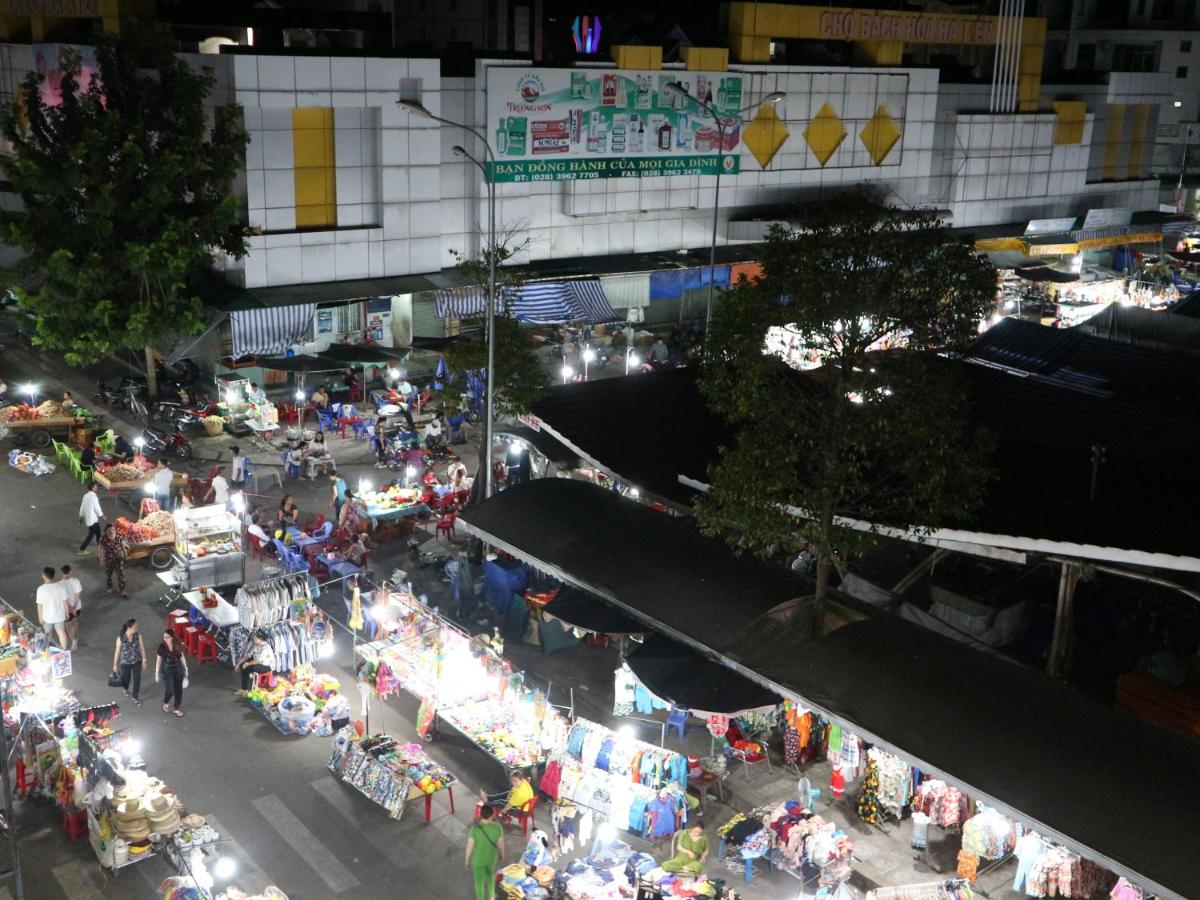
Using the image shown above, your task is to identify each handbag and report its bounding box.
[182,677,190,689]
[108,670,123,687]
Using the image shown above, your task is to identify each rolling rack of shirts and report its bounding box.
[867,747,914,820]
[235,572,312,630]
[563,718,688,787]
[866,878,975,900]
[911,780,969,828]
[230,572,322,673]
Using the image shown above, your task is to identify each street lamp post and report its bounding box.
[398,98,498,499]
[662,85,785,348]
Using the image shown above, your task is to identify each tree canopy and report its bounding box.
[0,23,248,380]
[697,187,997,625]
[441,237,547,417]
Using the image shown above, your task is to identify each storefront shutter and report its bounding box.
[412,294,447,338]
[598,273,650,310]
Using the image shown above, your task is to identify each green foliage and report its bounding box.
[442,239,547,416]
[697,187,996,607]
[0,23,249,367]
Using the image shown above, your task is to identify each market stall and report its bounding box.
[92,456,157,491]
[244,664,349,736]
[356,483,429,536]
[327,725,456,823]
[115,509,177,569]
[540,717,691,844]
[172,504,245,589]
[355,580,571,773]
[230,572,328,672]
[0,398,94,448]
[716,802,854,889]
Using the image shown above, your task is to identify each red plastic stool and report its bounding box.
[14,759,35,796]
[253,671,274,690]
[62,808,87,840]
[184,626,201,657]
[194,632,219,665]
[168,611,190,642]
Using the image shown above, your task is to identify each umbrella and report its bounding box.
[625,633,781,714]
[434,355,448,391]
[542,587,646,635]
[319,343,403,365]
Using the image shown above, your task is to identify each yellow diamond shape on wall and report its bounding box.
[859,105,901,166]
[741,104,790,169]
[803,102,846,167]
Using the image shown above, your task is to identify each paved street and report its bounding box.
[0,332,1033,900]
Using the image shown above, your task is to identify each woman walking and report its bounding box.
[98,524,129,598]
[112,619,146,706]
[465,804,505,900]
[155,629,189,717]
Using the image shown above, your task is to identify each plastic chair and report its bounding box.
[666,707,688,740]
[183,626,201,656]
[311,520,334,542]
[316,409,336,434]
[94,429,116,456]
[351,417,372,440]
[52,439,68,464]
[435,510,457,540]
[498,794,538,836]
[194,632,219,665]
[281,451,301,480]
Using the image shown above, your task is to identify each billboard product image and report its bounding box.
[486,68,747,183]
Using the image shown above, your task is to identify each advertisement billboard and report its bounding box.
[486,67,747,183]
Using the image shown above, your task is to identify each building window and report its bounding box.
[1183,40,1193,52]
[1135,0,1147,14]
[1178,65,1190,78]
[1112,43,1158,71]
[1156,0,1176,19]
[292,108,337,230]
[1076,43,1096,69]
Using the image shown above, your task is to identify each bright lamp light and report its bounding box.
[388,368,401,381]
[294,390,305,401]
[20,382,37,397]
[213,856,237,880]
[561,365,574,380]
[582,348,596,362]
[629,354,640,367]
[133,437,145,448]
[231,492,245,512]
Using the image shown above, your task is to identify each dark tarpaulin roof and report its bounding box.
[319,343,404,365]
[528,368,732,504]
[542,587,645,635]
[626,633,781,714]
[254,355,345,374]
[1169,288,1200,318]
[779,617,1200,900]
[1074,304,1200,356]
[460,479,811,663]
[1013,265,1079,283]
[463,481,1200,898]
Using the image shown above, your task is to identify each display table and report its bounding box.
[182,590,239,628]
[327,726,456,823]
[245,666,348,737]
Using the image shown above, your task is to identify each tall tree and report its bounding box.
[698,187,996,629]
[437,236,548,492]
[0,23,249,396]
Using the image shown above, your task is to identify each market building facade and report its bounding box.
[0,2,1187,366]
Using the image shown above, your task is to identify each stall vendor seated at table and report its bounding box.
[247,382,268,407]
[661,825,709,875]
[478,771,535,821]
[112,433,134,460]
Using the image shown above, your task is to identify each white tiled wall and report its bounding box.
[0,45,1169,291]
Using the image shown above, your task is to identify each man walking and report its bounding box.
[152,460,174,512]
[229,445,246,488]
[36,567,68,648]
[78,482,104,555]
[60,564,82,650]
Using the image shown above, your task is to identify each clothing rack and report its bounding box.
[235,572,313,631]
[866,878,973,900]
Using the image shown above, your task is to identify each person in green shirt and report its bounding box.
[466,804,505,900]
[661,825,709,875]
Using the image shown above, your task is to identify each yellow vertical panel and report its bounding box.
[1101,105,1124,181]
[293,107,336,230]
[794,7,825,39]
[645,46,663,70]
[732,35,770,62]
[776,4,801,36]
[1052,100,1086,144]
[1127,104,1149,178]
[754,3,780,35]
[728,2,748,36]
[853,40,904,65]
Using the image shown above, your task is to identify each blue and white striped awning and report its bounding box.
[434,280,619,324]
[230,304,317,358]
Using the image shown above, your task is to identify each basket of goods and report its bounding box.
[202,415,226,437]
[277,695,317,735]
[35,400,68,418]
[139,511,176,539]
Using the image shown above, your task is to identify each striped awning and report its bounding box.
[230,305,317,359]
[434,280,619,324]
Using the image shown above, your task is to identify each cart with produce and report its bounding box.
[1,413,81,448]
[116,511,177,570]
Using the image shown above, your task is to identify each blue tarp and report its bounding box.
[649,267,730,300]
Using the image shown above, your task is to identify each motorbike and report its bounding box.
[94,378,146,410]
[137,422,193,462]
[153,395,218,430]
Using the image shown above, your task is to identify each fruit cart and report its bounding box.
[3,415,80,448]
[115,510,178,570]
[124,534,176,569]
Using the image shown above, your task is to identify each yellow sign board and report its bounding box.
[813,9,997,45]
[1,0,101,13]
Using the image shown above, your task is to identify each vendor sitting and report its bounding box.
[234,631,277,695]
[247,382,268,407]
[306,433,336,479]
[247,513,273,553]
[80,443,97,469]
[424,414,444,449]
[661,825,709,875]
[62,390,78,413]
[479,771,536,823]
[312,385,331,411]
[344,533,369,567]
[421,465,441,487]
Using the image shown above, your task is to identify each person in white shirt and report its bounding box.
[59,564,82,650]
[229,445,247,487]
[247,382,268,406]
[424,416,444,449]
[36,567,68,648]
[77,482,105,554]
[204,467,229,506]
[152,460,174,512]
[246,513,272,549]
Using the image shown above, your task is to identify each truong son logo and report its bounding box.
[508,73,552,112]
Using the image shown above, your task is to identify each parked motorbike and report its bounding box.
[94,378,146,410]
[136,423,193,462]
[154,395,218,430]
